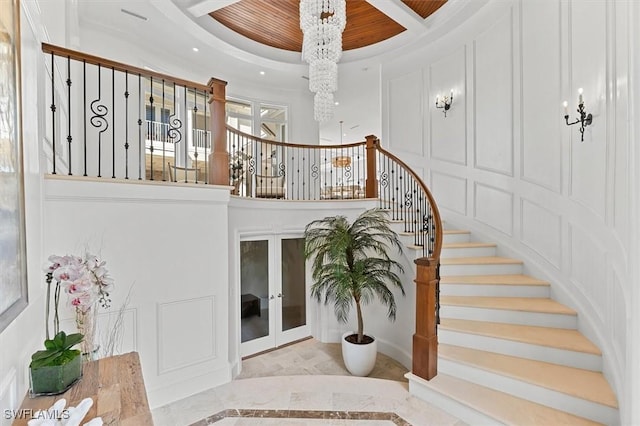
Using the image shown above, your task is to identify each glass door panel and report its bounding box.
[240,240,270,344]
[280,238,306,332]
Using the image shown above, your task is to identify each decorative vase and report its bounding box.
[76,306,99,361]
[29,352,82,396]
[341,331,377,377]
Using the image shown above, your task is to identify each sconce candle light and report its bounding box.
[563,88,593,142]
[435,90,454,117]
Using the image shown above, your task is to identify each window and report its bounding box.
[226,98,288,142]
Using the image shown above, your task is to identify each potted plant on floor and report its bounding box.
[304,208,405,376]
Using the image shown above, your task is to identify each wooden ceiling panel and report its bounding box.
[210,0,406,52]
[210,0,303,52]
[401,0,448,20]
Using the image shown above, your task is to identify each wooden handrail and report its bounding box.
[374,142,443,261]
[42,43,210,92]
[226,125,367,149]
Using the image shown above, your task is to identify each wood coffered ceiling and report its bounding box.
[209,0,447,52]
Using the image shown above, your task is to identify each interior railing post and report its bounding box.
[413,257,439,380]
[207,77,229,186]
[365,135,378,198]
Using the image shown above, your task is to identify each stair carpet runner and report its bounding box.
[394,222,618,425]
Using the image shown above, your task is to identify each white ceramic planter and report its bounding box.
[341,331,377,376]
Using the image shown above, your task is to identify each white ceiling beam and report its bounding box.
[365,0,425,34]
[187,0,242,18]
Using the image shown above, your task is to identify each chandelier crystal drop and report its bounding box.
[300,0,346,122]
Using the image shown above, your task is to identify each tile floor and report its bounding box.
[152,338,465,425]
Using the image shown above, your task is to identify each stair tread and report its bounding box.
[440,318,601,355]
[441,256,523,265]
[440,296,576,315]
[423,373,603,425]
[442,242,497,248]
[440,274,549,286]
[439,344,617,408]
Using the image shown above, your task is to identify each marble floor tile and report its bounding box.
[152,339,464,426]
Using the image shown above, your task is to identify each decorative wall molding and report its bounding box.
[388,70,424,156]
[429,46,467,166]
[430,170,467,215]
[0,368,17,421]
[472,7,514,177]
[157,296,217,375]
[519,0,563,194]
[519,197,562,269]
[568,222,607,324]
[473,182,513,236]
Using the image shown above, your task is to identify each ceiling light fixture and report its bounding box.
[192,47,199,52]
[300,0,346,123]
[260,71,266,75]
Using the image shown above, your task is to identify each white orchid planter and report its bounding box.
[341,331,377,377]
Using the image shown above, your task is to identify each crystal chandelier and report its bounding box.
[299,0,346,122]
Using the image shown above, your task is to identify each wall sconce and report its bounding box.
[435,90,453,117]
[563,88,593,142]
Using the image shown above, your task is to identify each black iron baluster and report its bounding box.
[149,76,154,180]
[124,71,130,179]
[293,150,297,200]
[50,53,56,174]
[111,67,115,178]
[302,149,306,200]
[137,74,142,180]
[66,56,72,175]
[192,88,199,183]
[161,80,166,181]
[203,91,208,184]
[183,84,188,182]
[83,60,87,176]
[90,64,109,178]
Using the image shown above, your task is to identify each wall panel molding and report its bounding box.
[473,182,513,236]
[430,170,467,215]
[429,46,467,165]
[473,7,514,177]
[389,71,424,156]
[157,296,216,375]
[520,198,562,269]
[568,223,607,324]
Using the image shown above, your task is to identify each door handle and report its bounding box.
[277,293,283,298]
[270,295,275,300]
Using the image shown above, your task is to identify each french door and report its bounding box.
[239,234,309,357]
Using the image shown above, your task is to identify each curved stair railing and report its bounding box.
[42,42,442,381]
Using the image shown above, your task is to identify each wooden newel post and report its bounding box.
[365,135,378,199]
[413,257,439,380]
[207,77,229,186]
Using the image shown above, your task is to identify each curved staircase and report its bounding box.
[398,222,618,425]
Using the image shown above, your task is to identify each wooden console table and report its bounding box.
[13,352,152,425]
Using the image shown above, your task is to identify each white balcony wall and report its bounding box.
[381,0,639,423]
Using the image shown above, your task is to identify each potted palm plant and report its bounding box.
[304,208,405,376]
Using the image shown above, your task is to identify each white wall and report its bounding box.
[381,0,639,423]
[42,179,232,409]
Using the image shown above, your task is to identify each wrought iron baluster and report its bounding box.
[111,67,115,178]
[50,53,56,174]
[137,74,142,180]
[161,80,166,181]
[192,88,199,182]
[83,60,87,176]
[203,90,208,184]
[148,76,154,180]
[124,71,130,179]
[66,56,72,175]
[90,64,109,178]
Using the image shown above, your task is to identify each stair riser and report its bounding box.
[438,359,617,424]
[440,306,578,329]
[443,232,471,244]
[407,374,502,425]
[439,283,549,298]
[438,329,603,371]
[441,246,496,258]
[440,263,522,276]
